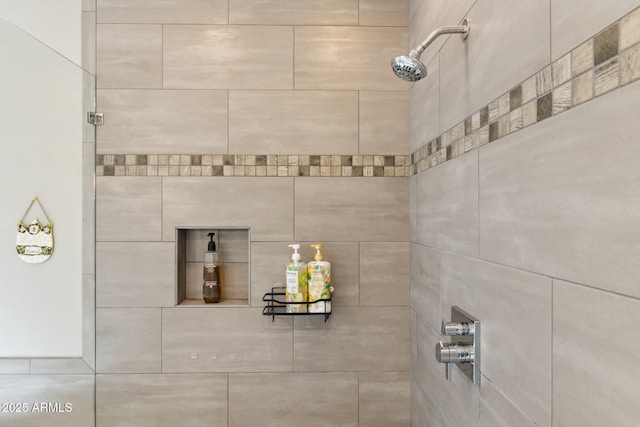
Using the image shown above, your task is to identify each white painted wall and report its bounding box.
[0,1,83,357]
[0,0,81,65]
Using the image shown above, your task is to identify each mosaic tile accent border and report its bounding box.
[411,6,640,175]
[96,154,411,177]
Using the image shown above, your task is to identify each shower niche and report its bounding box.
[176,227,250,307]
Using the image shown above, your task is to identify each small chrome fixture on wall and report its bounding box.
[391,18,470,82]
[435,306,480,385]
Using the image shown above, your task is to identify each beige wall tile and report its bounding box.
[83,0,96,12]
[229,0,357,25]
[359,371,411,426]
[163,25,293,90]
[30,359,93,374]
[480,379,538,427]
[97,373,227,426]
[97,0,228,24]
[411,380,445,427]
[97,24,162,88]
[162,308,293,372]
[82,12,96,75]
[96,177,162,242]
[295,177,409,242]
[96,308,161,373]
[409,57,440,152]
[0,375,94,427]
[97,89,228,154]
[479,80,640,298]
[294,307,409,372]
[229,91,358,154]
[621,6,640,49]
[162,177,294,242]
[360,0,408,27]
[97,242,175,307]
[415,151,478,256]
[553,280,640,426]
[229,373,358,427]
[360,91,409,155]
[551,0,638,59]
[439,0,550,131]
[440,253,552,426]
[360,242,409,306]
[410,243,441,332]
[83,275,96,370]
[295,26,408,91]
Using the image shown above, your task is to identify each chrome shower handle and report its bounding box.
[436,341,475,364]
[441,321,475,336]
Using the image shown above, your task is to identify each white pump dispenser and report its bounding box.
[285,244,307,312]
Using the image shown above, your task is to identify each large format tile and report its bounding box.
[97,89,228,154]
[439,0,550,130]
[0,375,94,427]
[439,253,552,426]
[359,371,411,427]
[553,280,640,427]
[83,274,96,370]
[229,373,358,427]
[480,377,538,427]
[295,177,409,242]
[551,0,639,60]
[163,25,293,90]
[162,308,293,372]
[96,24,162,88]
[97,242,175,307]
[479,80,640,298]
[359,91,409,155]
[97,0,228,24]
[97,373,227,426]
[229,91,358,154]
[360,0,408,27]
[410,243,441,331]
[360,242,410,307]
[229,0,357,25]
[295,26,408,91]
[411,380,445,427]
[96,308,161,373]
[294,307,409,372]
[409,55,440,152]
[163,177,294,242]
[415,150,478,256]
[96,177,162,242]
[250,242,359,308]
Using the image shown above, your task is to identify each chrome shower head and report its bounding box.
[391,18,470,82]
[391,52,428,82]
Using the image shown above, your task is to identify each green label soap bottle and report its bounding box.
[285,244,307,313]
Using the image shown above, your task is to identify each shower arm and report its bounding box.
[410,19,470,58]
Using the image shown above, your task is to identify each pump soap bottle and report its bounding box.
[285,244,307,313]
[203,232,221,303]
[307,244,331,313]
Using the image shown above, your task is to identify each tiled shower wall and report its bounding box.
[95,1,410,426]
[410,1,640,426]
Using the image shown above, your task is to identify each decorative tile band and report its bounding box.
[410,7,640,175]
[96,154,411,178]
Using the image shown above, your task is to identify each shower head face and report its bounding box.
[391,55,428,82]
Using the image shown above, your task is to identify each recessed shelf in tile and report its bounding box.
[176,227,250,307]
